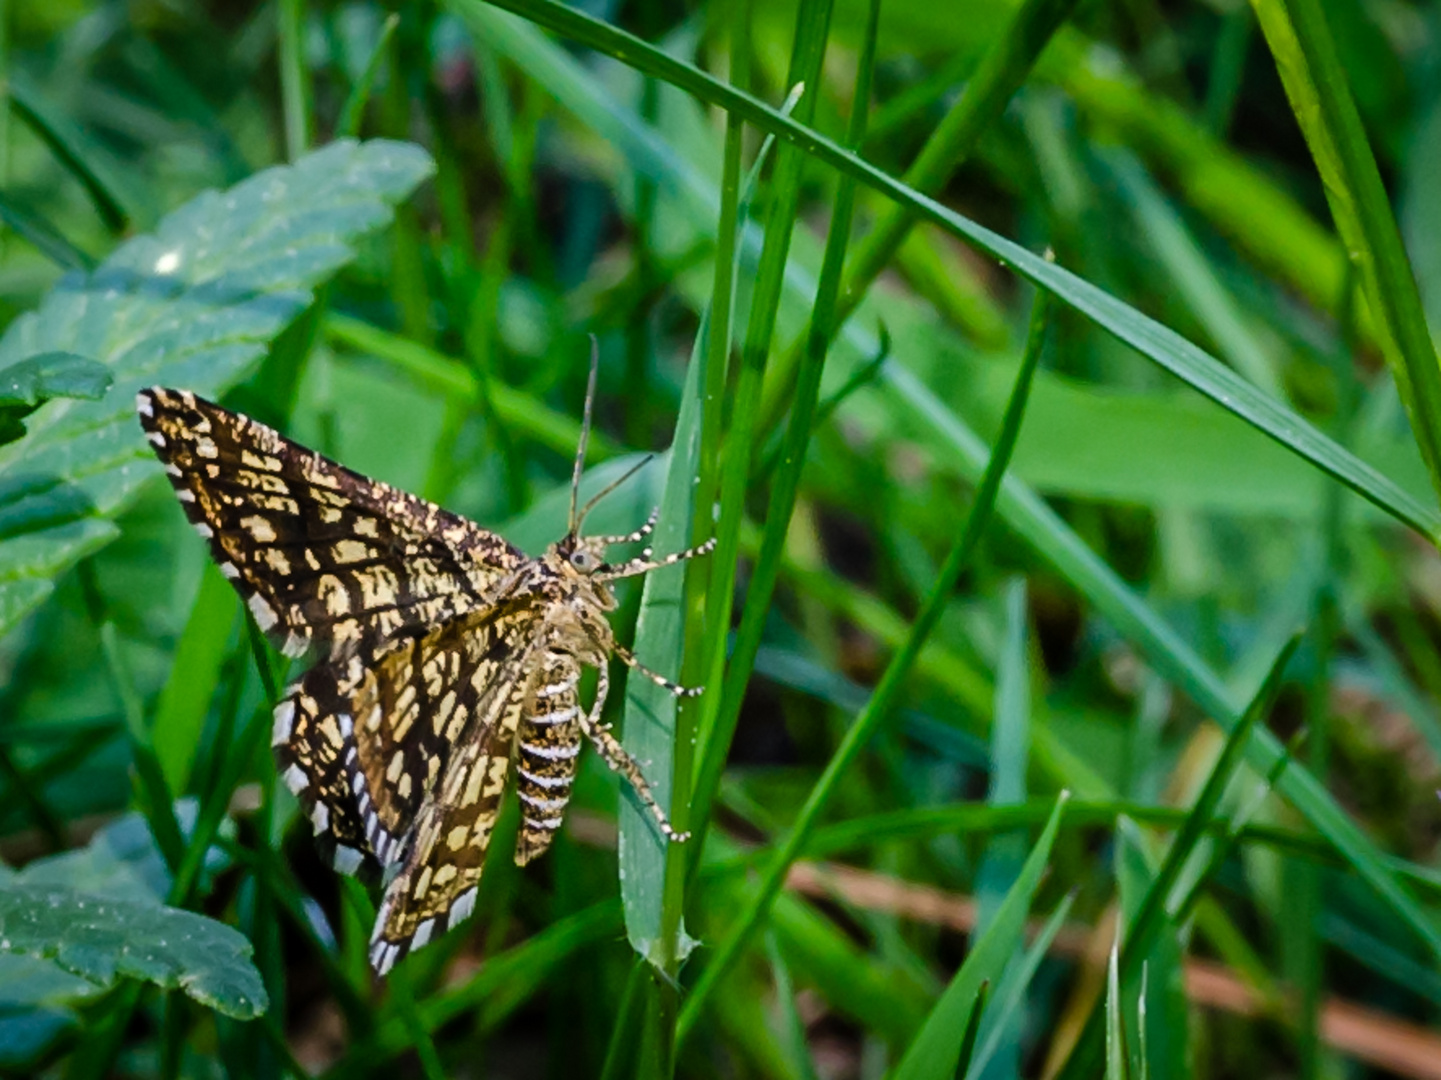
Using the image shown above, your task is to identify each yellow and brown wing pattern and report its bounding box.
[137,387,524,665]
[365,614,539,973]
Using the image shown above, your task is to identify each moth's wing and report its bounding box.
[348,604,539,867]
[513,656,583,867]
[137,387,525,663]
[368,634,537,974]
[273,658,382,882]
[274,603,540,883]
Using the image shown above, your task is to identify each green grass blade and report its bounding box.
[1251,0,1441,505]
[338,14,400,138]
[151,565,238,796]
[9,72,138,233]
[1053,634,1300,1080]
[1105,942,1126,1080]
[966,892,1077,1079]
[278,0,311,159]
[677,289,1052,1042]
[891,793,1069,1080]
[688,0,877,859]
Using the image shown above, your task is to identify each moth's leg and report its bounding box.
[591,505,659,548]
[613,643,704,698]
[578,704,689,842]
[586,659,612,731]
[597,537,717,582]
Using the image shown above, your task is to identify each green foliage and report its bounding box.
[0,884,265,1020]
[3,0,1441,1077]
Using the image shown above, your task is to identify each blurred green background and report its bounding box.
[0,0,1440,1076]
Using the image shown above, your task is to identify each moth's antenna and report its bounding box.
[576,455,654,533]
[569,336,600,536]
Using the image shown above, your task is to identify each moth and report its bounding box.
[136,361,710,974]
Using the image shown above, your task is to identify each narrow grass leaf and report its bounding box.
[689,0,876,858]
[1053,634,1300,1080]
[891,793,1069,1080]
[966,892,1077,1079]
[1251,0,1441,504]
[1105,942,1126,1080]
[9,73,139,233]
[151,565,238,794]
[338,14,400,138]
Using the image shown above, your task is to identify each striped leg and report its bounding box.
[597,537,717,582]
[614,643,704,698]
[579,672,689,842]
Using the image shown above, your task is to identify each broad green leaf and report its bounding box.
[0,138,435,638]
[891,793,1068,1080]
[0,883,265,1019]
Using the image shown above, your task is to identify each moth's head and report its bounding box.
[551,533,610,577]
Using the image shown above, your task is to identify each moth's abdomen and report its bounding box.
[513,654,583,866]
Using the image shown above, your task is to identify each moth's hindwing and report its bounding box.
[366,614,539,974]
[137,387,525,665]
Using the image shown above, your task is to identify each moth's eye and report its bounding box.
[570,550,596,571]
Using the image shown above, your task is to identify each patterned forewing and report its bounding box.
[368,636,539,974]
[137,387,525,663]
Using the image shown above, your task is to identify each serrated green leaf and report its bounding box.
[0,883,266,1020]
[0,352,110,408]
[0,138,435,637]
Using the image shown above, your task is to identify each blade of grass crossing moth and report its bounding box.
[1251,0,1441,505]
[452,0,1441,956]
[619,318,707,970]
[1106,941,1127,1080]
[152,563,239,795]
[891,793,1070,1080]
[468,0,1441,541]
[689,0,878,857]
[338,14,400,137]
[970,577,1033,1078]
[1052,634,1301,1080]
[677,290,1054,1042]
[966,893,1078,1079]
